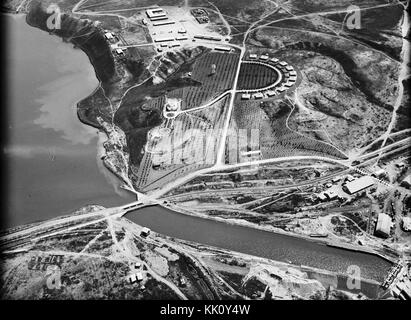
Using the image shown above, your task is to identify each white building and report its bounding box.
[344,176,374,194]
[104,32,114,41]
[241,93,251,100]
[260,54,269,60]
[402,217,411,232]
[146,8,167,20]
[249,54,258,59]
[141,227,151,237]
[253,92,264,99]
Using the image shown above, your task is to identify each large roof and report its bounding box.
[345,176,374,194]
[376,213,391,236]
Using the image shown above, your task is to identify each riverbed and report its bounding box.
[4,14,135,228]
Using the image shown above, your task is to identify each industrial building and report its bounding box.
[375,213,392,238]
[344,176,374,194]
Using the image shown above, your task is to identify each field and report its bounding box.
[168,51,240,110]
[226,99,348,164]
[135,95,230,191]
[237,63,279,90]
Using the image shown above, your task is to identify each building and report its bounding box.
[375,213,392,238]
[249,54,258,59]
[402,217,411,232]
[260,54,269,60]
[279,61,288,66]
[241,93,251,100]
[168,42,181,48]
[165,97,181,111]
[141,227,151,237]
[136,272,144,281]
[288,76,297,82]
[178,28,187,34]
[214,46,231,52]
[289,70,297,76]
[128,274,137,284]
[270,57,279,63]
[253,92,264,99]
[153,20,175,26]
[401,174,411,188]
[154,36,174,43]
[373,168,386,178]
[104,32,114,41]
[344,176,374,194]
[176,36,188,41]
[317,193,327,201]
[324,188,338,200]
[345,174,355,182]
[285,65,294,71]
[115,48,125,56]
[266,90,276,97]
[146,8,167,20]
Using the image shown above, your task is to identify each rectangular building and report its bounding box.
[241,93,251,100]
[214,46,231,52]
[249,54,258,59]
[344,176,374,194]
[146,8,167,20]
[375,213,392,238]
[154,36,174,43]
[253,92,264,99]
[153,20,175,26]
[260,54,269,60]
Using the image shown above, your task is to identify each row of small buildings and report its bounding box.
[241,53,298,100]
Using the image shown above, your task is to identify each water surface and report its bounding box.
[5,14,134,228]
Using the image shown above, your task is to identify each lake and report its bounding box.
[4,14,135,228]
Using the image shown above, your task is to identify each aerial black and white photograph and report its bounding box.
[0,0,410,308]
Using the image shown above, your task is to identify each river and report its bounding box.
[4,14,135,229]
[127,205,392,296]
